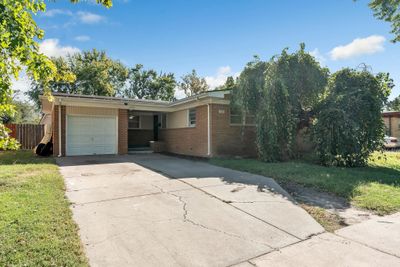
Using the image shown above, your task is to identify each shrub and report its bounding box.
[0,124,20,151]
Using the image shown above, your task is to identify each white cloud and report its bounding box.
[11,71,31,101]
[74,35,91,42]
[329,35,386,60]
[205,66,239,89]
[309,48,326,65]
[42,9,73,17]
[174,66,239,99]
[77,11,105,24]
[174,88,186,100]
[39,39,80,58]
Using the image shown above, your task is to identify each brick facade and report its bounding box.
[159,104,257,158]
[210,104,257,157]
[118,109,128,155]
[51,102,258,158]
[52,105,66,156]
[159,105,208,157]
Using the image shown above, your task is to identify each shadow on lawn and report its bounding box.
[0,150,55,165]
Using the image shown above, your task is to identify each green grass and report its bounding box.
[210,152,400,215]
[0,150,88,266]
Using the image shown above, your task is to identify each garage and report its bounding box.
[66,115,117,156]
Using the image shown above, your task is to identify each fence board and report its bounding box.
[6,124,44,150]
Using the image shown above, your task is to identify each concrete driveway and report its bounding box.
[57,153,400,267]
[58,153,322,266]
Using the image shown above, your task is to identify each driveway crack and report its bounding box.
[151,184,274,248]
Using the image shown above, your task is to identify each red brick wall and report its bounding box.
[118,109,128,154]
[128,129,154,147]
[159,105,208,157]
[210,104,257,157]
[159,104,257,158]
[52,105,66,156]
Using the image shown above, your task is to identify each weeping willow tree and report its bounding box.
[233,44,329,161]
[313,69,392,166]
[234,44,393,166]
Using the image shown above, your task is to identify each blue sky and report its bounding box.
[17,0,400,99]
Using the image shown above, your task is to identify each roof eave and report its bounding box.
[39,89,232,113]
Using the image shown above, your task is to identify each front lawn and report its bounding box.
[0,151,88,266]
[211,152,400,215]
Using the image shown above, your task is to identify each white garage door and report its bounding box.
[66,115,117,156]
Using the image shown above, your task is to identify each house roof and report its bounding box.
[40,90,231,114]
[50,92,171,105]
[382,111,400,117]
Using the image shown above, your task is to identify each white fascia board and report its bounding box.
[54,97,171,112]
[48,93,231,113]
[170,98,230,112]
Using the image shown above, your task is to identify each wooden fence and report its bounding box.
[6,124,45,150]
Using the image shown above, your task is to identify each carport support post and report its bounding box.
[207,104,211,156]
[58,102,62,157]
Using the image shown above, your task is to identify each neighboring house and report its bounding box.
[39,90,256,157]
[383,111,400,139]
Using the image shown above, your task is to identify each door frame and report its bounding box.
[65,114,118,156]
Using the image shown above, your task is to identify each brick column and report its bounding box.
[52,105,66,156]
[118,109,128,154]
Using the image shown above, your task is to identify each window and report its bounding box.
[128,115,140,129]
[188,108,196,127]
[230,114,243,124]
[230,106,243,125]
[230,107,255,125]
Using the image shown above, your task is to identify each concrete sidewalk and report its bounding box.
[235,213,400,267]
[336,213,400,258]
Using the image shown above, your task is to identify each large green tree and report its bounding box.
[234,45,329,161]
[1,100,40,124]
[28,56,76,107]
[123,64,176,101]
[1,0,112,148]
[313,68,391,166]
[1,0,112,117]
[364,0,400,42]
[69,49,128,96]
[29,49,128,106]
[232,56,267,115]
[180,69,209,96]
